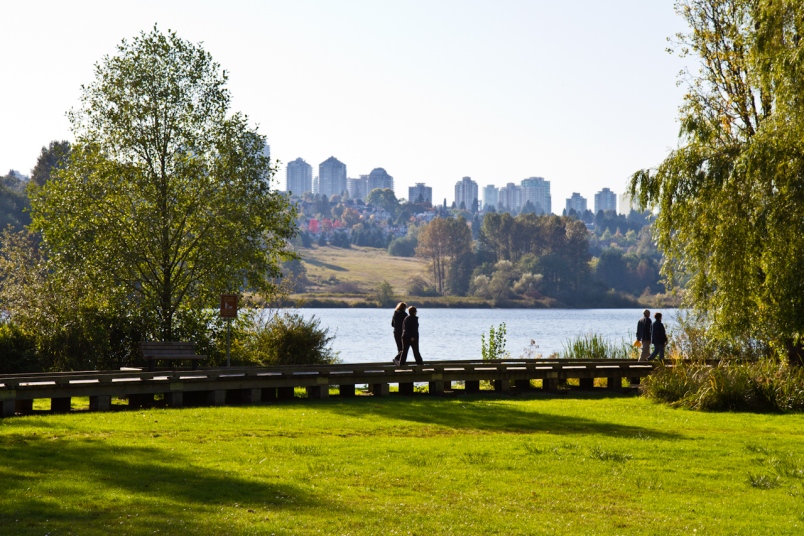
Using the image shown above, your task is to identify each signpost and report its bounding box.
[220,294,238,367]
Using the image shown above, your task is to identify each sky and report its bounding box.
[0,0,691,212]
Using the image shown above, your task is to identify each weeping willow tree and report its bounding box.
[631,0,804,363]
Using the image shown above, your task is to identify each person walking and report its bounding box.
[636,309,652,362]
[398,306,424,366]
[649,312,667,361]
[391,302,408,365]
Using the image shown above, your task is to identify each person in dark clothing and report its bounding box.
[649,312,667,360]
[398,306,423,366]
[391,302,408,365]
[636,309,652,362]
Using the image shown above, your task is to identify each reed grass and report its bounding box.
[559,333,634,360]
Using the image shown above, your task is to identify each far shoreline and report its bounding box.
[288,294,681,310]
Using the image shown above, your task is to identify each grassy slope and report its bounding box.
[1,394,803,535]
[299,245,427,296]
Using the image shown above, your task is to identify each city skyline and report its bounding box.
[286,155,625,214]
[1,1,688,212]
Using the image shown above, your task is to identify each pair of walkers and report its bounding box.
[391,302,423,366]
[636,309,667,361]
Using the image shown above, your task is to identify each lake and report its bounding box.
[295,308,678,364]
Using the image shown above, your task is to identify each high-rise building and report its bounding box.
[347,176,368,200]
[498,183,522,213]
[286,157,312,195]
[367,168,394,193]
[483,185,499,211]
[520,176,551,214]
[409,183,433,204]
[594,187,617,214]
[318,156,347,198]
[454,176,479,210]
[565,192,587,214]
[619,192,639,215]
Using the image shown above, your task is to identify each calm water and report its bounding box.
[296,308,678,364]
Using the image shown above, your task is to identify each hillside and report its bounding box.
[291,245,679,309]
[293,245,428,304]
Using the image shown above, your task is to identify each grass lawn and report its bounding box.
[1,393,803,535]
[299,245,426,296]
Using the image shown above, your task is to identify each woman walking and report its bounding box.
[398,306,424,366]
[391,302,407,365]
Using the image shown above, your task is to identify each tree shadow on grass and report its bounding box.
[0,438,333,535]
[303,257,348,271]
[319,397,682,440]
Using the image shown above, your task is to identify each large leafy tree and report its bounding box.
[630,0,804,363]
[30,27,296,341]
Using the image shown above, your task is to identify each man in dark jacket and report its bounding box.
[398,306,423,366]
[649,312,667,360]
[391,302,408,365]
[636,309,652,361]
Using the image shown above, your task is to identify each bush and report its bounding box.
[374,280,395,307]
[248,312,338,366]
[481,323,509,360]
[406,276,439,297]
[388,236,417,257]
[0,322,38,373]
[642,359,804,413]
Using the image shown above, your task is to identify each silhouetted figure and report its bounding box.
[636,309,652,362]
[649,312,667,360]
[398,306,423,366]
[391,302,407,365]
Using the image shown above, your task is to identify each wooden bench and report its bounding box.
[139,342,206,371]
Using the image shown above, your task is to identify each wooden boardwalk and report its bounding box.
[0,359,655,417]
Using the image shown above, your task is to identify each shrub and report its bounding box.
[374,280,395,307]
[248,312,338,366]
[481,323,509,360]
[642,359,804,413]
[388,236,417,257]
[0,322,38,373]
[406,276,439,297]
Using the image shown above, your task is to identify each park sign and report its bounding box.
[220,294,238,318]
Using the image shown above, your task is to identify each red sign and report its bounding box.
[220,294,238,318]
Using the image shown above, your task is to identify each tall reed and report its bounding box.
[560,333,633,360]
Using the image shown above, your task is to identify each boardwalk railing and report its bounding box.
[0,359,656,417]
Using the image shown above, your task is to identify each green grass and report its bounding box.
[2,394,804,534]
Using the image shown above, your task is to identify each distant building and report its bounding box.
[367,168,394,193]
[286,158,312,195]
[347,176,368,200]
[409,183,433,204]
[619,191,639,215]
[594,187,617,214]
[565,192,587,214]
[482,185,499,211]
[498,183,522,213]
[520,176,551,214]
[318,156,347,198]
[454,176,479,210]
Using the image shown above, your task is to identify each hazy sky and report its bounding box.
[1,0,690,212]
